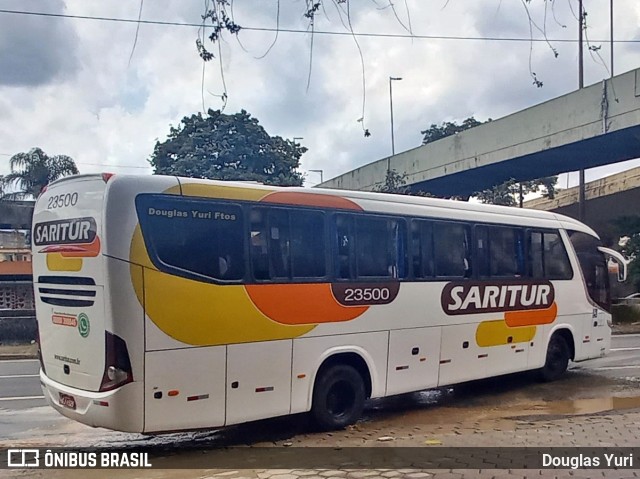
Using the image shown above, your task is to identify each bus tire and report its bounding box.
[311,364,365,431]
[540,334,570,382]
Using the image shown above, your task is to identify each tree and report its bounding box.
[475,177,557,207]
[421,117,486,145]
[1,147,79,200]
[149,109,304,186]
[373,169,411,195]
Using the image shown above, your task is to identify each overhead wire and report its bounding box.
[0,8,637,44]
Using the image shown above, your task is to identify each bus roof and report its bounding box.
[50,173,599,238]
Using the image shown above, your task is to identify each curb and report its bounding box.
[0,343,39,361]
[0,354,38,360]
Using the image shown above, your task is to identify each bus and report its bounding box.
[32,173,627,433]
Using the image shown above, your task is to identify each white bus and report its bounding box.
[32,173,627,433]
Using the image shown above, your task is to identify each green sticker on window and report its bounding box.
[78,313,90,338]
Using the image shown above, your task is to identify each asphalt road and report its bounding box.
[0,358,44,409]
[0,334,639,443]
[572,333,640,378]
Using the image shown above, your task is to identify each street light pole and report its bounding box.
[610,0,614,77]
[389,77,402,160]
[578,0,586,221]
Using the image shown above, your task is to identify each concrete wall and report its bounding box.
[0,311,37,343]
[525,167,640,245]
[0,201,35,229]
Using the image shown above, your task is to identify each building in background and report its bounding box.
[0,228,33,311]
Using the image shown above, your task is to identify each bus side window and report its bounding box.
[335,215,354,279]
[290,210,326,278]
[528,230,573,280]
[412,220,434,279]
[434,222,471,278]
[489,227,519,277]
[529,231,545,278]
[355,216,405,279]
[476,226,490,277]
[137,196,245,282]
[268,209,290,279]
[250,208,270,280]
[544,232,572,280]
[392,220,407,279]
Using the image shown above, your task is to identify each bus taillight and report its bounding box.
[100,331,133,392]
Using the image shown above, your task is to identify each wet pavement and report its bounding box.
[2,368,640,478]
[2,334,640,478]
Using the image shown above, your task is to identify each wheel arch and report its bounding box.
[547,325,576,361]
[311,348,374,405]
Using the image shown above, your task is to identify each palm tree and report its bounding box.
[1,148,79,200]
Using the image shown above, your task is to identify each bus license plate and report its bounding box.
[59,392,76,410]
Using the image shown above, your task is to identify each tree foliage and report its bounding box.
[475,177,557,207]
[373,169,410,195]
[373,169,435,198]
[612,215,640,291]
[421,117,486,145]
[1,147,78,200]
[149,109,304,186]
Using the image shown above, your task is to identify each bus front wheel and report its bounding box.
[540,334,570,382]
[311,364,365,431]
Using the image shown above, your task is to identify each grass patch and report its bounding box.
[612,304,640,324]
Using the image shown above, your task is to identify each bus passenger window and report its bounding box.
[355,217,404,278]
[335,215,354,279]
[529,231,545,278]
[433,222,470,278]
[136,196,245,282]
[268,209,290,279]
[528,230,573,280]
[489,227,520,277]
[250,209,270,280]
[543,232,572,280]
[290,210,325,278]
[411,220,434,278]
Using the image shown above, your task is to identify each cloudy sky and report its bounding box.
[1,0,639,189]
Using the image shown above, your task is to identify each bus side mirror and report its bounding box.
[598,246,629,282]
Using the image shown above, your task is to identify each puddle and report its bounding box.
[515,395,640,416]
[367,393,640,430]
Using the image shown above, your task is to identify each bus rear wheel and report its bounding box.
[311,364,365,431]
[540,334,570,382]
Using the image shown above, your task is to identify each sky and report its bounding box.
[1,0,640,190]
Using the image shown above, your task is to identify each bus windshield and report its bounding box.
[569,231,610,312]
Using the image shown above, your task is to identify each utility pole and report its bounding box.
[610,0,614,77]
[389,77,402,173]
[578,0,586,222]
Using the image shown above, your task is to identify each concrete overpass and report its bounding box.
[321,67,640,197]
[525,167,640,245]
